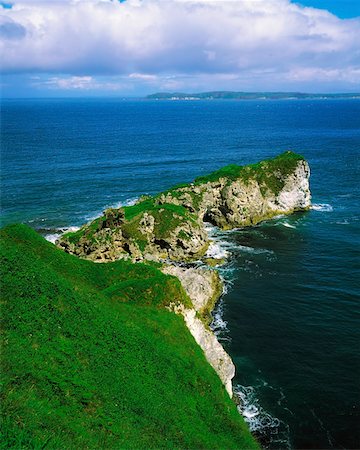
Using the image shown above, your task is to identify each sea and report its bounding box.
[1,98,359,449]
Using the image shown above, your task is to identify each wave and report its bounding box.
[83,197,138,222]
[237,244,274,255]
[282,222,296,229]
[235,384,281,432]
[311,203,333,212]
[210,297,231,342]
[205,223,274,257]
[205,241,230,260]
[44,226,80,244]
[234,384,291,449]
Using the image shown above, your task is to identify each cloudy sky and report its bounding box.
[1,0,359,97]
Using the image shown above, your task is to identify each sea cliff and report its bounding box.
[57,151,310,263]
[1,151,310,449]
[57,151,311,397]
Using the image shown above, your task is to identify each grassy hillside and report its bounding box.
[0,224,258,449]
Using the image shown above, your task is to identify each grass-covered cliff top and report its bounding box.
[1,224,258,449]
[193,151,305,192]
[64,200,198,247]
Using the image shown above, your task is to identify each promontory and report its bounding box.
[1,151,310,449]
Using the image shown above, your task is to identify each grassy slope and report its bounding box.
[0,224,258,449]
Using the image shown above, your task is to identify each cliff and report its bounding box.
[57,151,310,263]
[1,152,310,448]
[56,151,311,398]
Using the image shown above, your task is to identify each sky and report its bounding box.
[1,0,359,97]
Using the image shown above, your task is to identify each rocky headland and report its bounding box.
[57,151,311,397]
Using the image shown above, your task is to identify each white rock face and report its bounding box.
[162,265,221,312]
[165,266,234,397]
[275,160,311,211]
[172,305,235,397]
[183,308,235,397]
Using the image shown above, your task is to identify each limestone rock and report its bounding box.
[173,305,235,397]
[57,152,311,263]
[162,265,222,315]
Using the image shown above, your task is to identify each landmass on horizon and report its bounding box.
[147,91,360,100]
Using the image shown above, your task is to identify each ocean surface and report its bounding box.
[1,98,359,449]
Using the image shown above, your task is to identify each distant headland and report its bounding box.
[146,91,360,100]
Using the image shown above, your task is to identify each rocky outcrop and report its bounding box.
[157,153,311,230]
[57,151,311,263]
[162,265,223,321]
[57,204,208,262]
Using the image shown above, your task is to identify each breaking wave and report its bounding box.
[282,222,296,229]
[83,197,138,223]
[234,384,291,449]
[311,203,333,212]
[210,297,231,342]
[44,226,80,244]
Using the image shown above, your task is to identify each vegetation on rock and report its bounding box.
[58,151,310,262]
[194,151,305,195]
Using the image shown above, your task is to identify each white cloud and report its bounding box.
[129,73,158,81]
[33,75,129,91]
[1,0,359,91]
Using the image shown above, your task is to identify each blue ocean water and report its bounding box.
[1,98,359,449]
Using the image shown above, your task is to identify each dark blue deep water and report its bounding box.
[2,99,359,449]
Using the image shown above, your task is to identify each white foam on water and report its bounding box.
[282,222,296,229]
[204,222,236,259]
[237,244,274,255]
[210,297,231,341]
[234,383,292,449]
[112,197,138,208]
[44,226,80,244]
[45,233,62,244]
[84,197,139,222]
[235,384,280,432]
[311,203,333,212]
[205,241,230,259]
[204,223,272,257]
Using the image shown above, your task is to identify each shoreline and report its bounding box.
[161,227,236,397]
[53,151,312,434]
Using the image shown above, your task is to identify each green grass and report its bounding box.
[194,151,305,195]
[0,224,258,450]
[63,201,198,250]
[121,202,199,253]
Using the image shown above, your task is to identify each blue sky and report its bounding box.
[1,0,359,97]
[294,0,360,18]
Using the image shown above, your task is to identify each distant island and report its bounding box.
[147,91,360,100]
